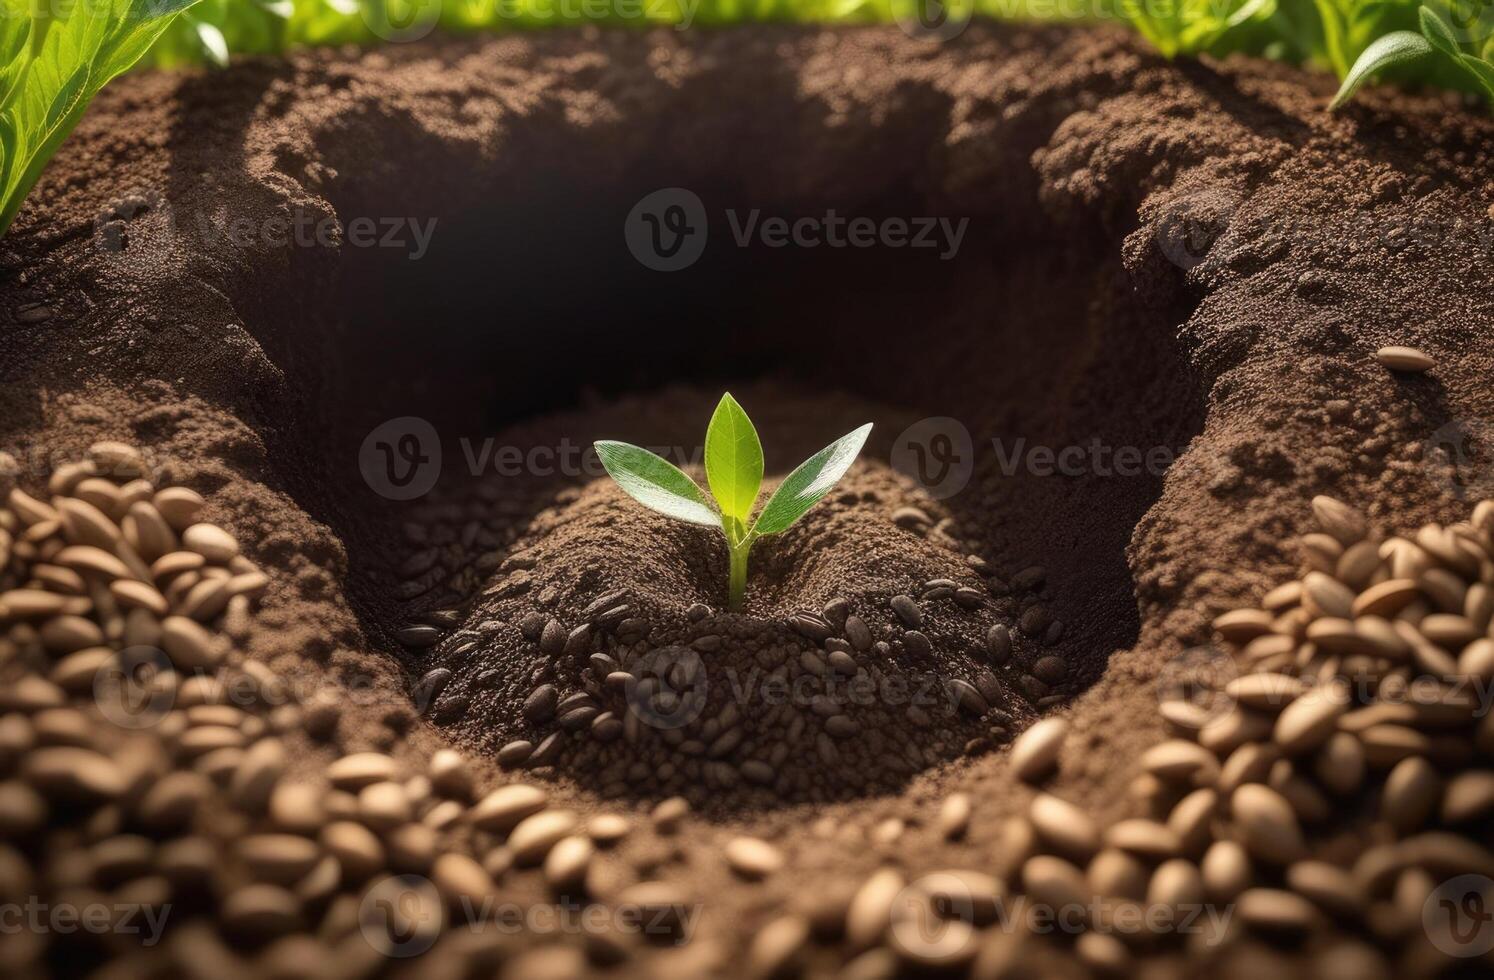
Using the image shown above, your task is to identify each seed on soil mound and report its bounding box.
[1010,717,1068,783]
[725,837,785,879]
[1373,345,1435,373]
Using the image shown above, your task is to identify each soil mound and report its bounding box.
[415,440,1060,805]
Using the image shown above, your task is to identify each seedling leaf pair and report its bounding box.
[596,393,871,610]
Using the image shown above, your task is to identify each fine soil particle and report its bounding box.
[0,20,1492,978]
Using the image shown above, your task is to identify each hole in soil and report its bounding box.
[231,85,1206,809]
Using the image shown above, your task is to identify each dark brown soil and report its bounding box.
[2,20,1493,976]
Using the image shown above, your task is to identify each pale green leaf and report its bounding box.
[704,392,763,528]
[594,441,719,528]
[1330,30,1433,108]
[752,424,872,537]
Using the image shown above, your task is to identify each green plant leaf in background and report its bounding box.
[704,392,764,531]
[0,0,203,235]
[594,440,720,528]
[752,423,873,537]
[1331,28,1433,106]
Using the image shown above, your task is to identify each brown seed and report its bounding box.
[1374,345,1434,373]
[937,793,973,839]
[159,616,222,670]
[1140,740,1219,784]
[430,852,496,912]
[325,752,400,791]
[219,884,302,941]
[1167,787,1218,856]
[724,837,785,880]
[53,543,129,582]
[1010,717,1067,783]
[651,795,689,833]
[844,867,905,951]
[1225,673,1305,712]
[748,915,811,979]
[1213,609,1274,643]
[236,834,321,884]
[1029,793,1100,861]
[1442,771,1494,824]
[1273,683,1348,755]
[1237,887,1320,934]
[22,747,124,802]
[1088,849,1148,902]
[509,809,578,865]
[1303,572,1355,618]
[1312,496,1368,546]
[1231,784,1306,864]
[1201,840,1252,901]
[229,738,286,814]
[1103,819,1181,860]
[468,783,548,832]
[586,814,631,846]
[1022,855,1088,922]
[1314,732,1366,797]
[1147,858,1204,911]
[0,781,46,837]
[1381,757,1440,833]
[319,822,384,882]
[544,836,595,893]
[181,523,238,564]
[1286,861,1363,919]
[1352,578,1420,618]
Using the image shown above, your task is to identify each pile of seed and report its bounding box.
[402,479,1072,806]
[0,447,703,976]
[798,495,1494,978]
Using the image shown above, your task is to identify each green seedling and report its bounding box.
[595,394,871,612]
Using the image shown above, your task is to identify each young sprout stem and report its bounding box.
[728,534,752,611]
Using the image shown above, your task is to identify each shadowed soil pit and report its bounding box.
[212,70,1209,807]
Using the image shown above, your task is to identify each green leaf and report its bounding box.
[752,423,872,537]
[0,0,204,235]
[1419,4,1463,57]
[704,392,763,529]
[194,20,228,67]
[1455,51,1494,99]
[1330,30,1433,108]
[594,441,719,528]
